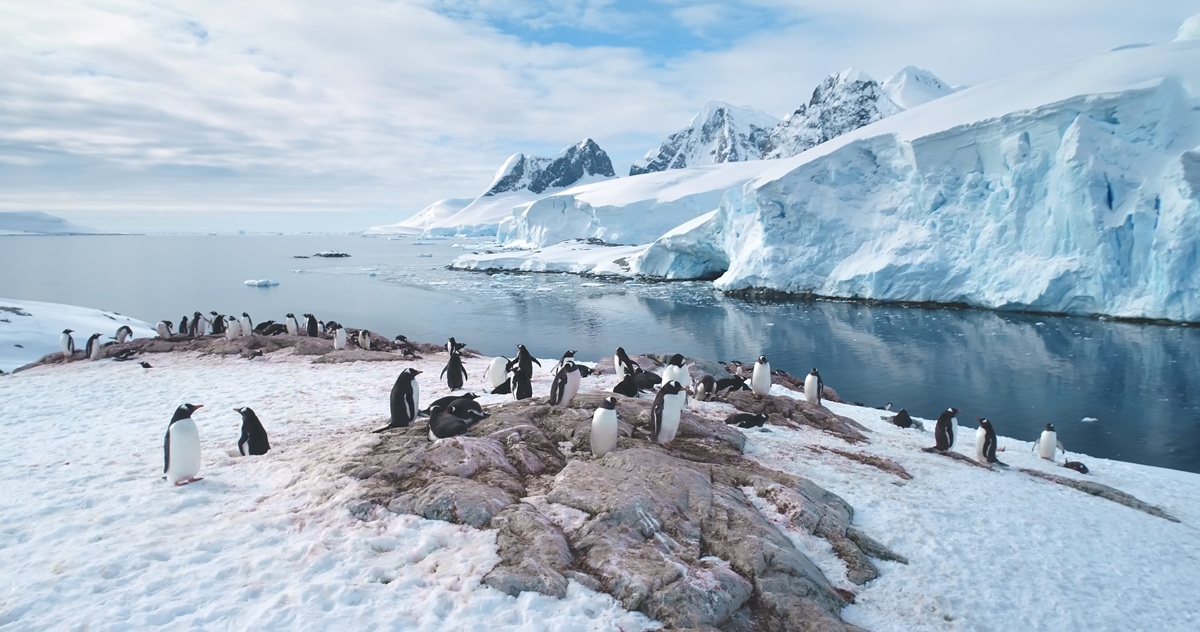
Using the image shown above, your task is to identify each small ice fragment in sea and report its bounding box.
[1082,417,1098,422]
[244,279,280,287]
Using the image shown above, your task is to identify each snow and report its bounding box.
[629,100,780,175]
[4,299,1199,630]
[243,279,281,287]
[0,211,96,236]
[0,298,157,373]
[451,241,647,276]
[366,198,473,234]
[880,66,956,110]
[1175,12,1200,42]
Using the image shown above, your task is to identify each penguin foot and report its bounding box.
[174,477,203,486]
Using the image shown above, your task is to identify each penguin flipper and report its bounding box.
[440,365,448,379]
[491,382,511,395]
[163,429,171,473]
[238,432,249,456]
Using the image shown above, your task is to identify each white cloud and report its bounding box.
[0,0,1195,216]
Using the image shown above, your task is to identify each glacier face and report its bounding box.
[638,77,1200,321]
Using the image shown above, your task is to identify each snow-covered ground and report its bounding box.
[450,241,646,276]
[1,300,1198,630]
[0,298,158,373]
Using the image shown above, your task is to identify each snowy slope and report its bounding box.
[2,300,1199,630]
[366,198,472,234]
[763,68,902,160]
[880,66,956,110]
[635,37,1200,321]
[629,101,779,175]
[0,211,96,236]
[0,298,157,372]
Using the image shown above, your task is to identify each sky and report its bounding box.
[0,1,1196,221]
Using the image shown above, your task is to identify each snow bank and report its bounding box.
[0,211,96,235]
[0,298,157,372]
[450,241,646,276]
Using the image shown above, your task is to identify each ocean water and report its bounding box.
[3,233,1199,473]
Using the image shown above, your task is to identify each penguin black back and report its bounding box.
[613,373,639,398]
[933,407,959,451]
[235,407,271,456]
[440,349,469,391]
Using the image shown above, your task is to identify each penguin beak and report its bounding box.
[193,404,204,411]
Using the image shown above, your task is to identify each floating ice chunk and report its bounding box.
[243,279,280,287]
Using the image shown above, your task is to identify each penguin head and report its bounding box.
[810,367,819,375]
[615,346,626,356]
[395,335,408,342]
[565,349,577,356]
[1045,423,1055,432]
[561,360,577,373]
[172,403,204,422]
[210,311,218,316]
[600,397,617,410]
[669,354,684,366]
[286,313,295,318]
[663,380,684,394]
[88,333,101,341]
[517,343,527,352]
[233,407,258,421]
[758,355,768,364]
[948,407,960,415]
[62,328,73,334]
[242,312,250,318]
[401,368,422,378]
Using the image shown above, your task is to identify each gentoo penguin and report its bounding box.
[1062,461,1089,474]
[225,317,242,341]
[114,325,133,344]
[86,333,102,360]
[1035,423,1065,461]
[485,356,509,390]
[156,321,172,339]
[139,361,152,369]
[285,313,300,336]
[694,375,716,402]
[446,337,467,354]
[210,312,226,335]
[613,373,639,398]
[235,407,271,456]
[750,356,771,396]
[448,396,489,424]
[515,344,541,376]
[591,397,619,458]
[804,368,824,405]
[241,312,253,334]
[59,329,75,356]
[632,367,661,392]
[932,407,960,451]
[975,417,1006,466]
[163,403,204,486]
[179,316,189,336]
[333,325,347,350]
[660,354,688,388]
[252,320,274,335]
[888,409,914,429]
[441,349,469,391]
[614,347,638,381]
[374,368,422,432]
[650,381,687,445]
[358,329,372,350]
[725,412,768,428]
[190,311,207,337]
[551,349,577,375]
[426,402,483,440]
[714,377,750,395]
[549,360,582,407]
[421,393,479,417]
[508,365,532,401]
[304,313,318,337]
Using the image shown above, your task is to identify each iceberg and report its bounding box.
[243,279,280,287]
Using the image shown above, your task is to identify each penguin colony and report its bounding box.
[52,311,1087,487]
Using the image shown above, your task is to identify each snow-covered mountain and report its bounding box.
[367,198,472,234]
[459,31,1200,322]
[484,138,615,197]
[762,68,902,160]
[880,66,956,110]
[628,101,780,176]
[0,211,96,236]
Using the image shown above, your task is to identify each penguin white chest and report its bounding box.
[334,329,346,350]
[751,363,771,396]
[166,419,202,484]
[591,409,618,457]
[803,374,820,404]
[1037,431,1057,459]
[485,357,507,388]
[59,333,72,355]
[661,365,686,388]
[409,381,420,418]
[975,426,987,462]
[655,394,686,444]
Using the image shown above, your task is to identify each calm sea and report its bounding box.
[3,233,1198,473]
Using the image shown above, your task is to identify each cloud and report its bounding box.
[0,0,1195,216]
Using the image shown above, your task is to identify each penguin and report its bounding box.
[650,381,687,445]
[111,348,137,361]
[515,344,541,376]
[614,347,638,381]
[612,373,639,398]
[485,356,509,390]
[725,412,768,428]
[1062,461,1089,474]
[156,321,172,339]
[551,349,577,375]
[241,312,253,335]
[263,323,287,336]
[591,397,619,458]
[86,333,102,360]
[235,407,271,456]
[446,337,467,354]
[59,329,75,356]
[804,368,824,405]
[440,349,469,391]
[887,409,914,429]
[358,329,372,350]
[252,320,274,335]
[375,368,422,432]
[1035,423,1065,461]
[714,377,750,395]
[210,312,226,335]
[750,356,771,396]
[114,325,133,344]
[448,396,489,424]
[333,325,347,350]
[304,313,318,337]
[163,403,203,486]
[190,311,207,337]
[426,402,482,440]
[694,375,716,402]
[420,392,477,416]
[932,407,960,451]
[508,365,532,401]
[285,313,300,336]
[632,367,661,392]
[179,316,189,335]
[139,361,152,369]
[225,317,242,341]
[975,417,1006,466]
[549,360,582,407]
[660,354,688,388]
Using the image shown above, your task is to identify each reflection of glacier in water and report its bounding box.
[1,233,1198,473]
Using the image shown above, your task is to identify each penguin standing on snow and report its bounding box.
[750,356,771,396]
[225,316,242,340]
[975,418,1006,466]
[333,324,347,350]
[304,314,318,337]
[549,360,582,407]
[446,337,467,354]
[485,356,509,390]
[441,349,469,391]
[114,325,133,344]
[86,333,102,360]
[285,313,300,336]
[551,349,577,376]
[591,397,619,457]
[375,368,422,432]
[235,407,271,456]
[515,344,541,376]
[650,381,687,444]
[887,409,914,429]
[241,312,253,335]
[508,365,532,401]
[614,347,638,381]
[932,407,960,451]
[156,321,173,339]
[1035,423,1065,461]
[804,368,825,405]
[358,329,372,350]
[59,329,75,356]
[163,403,204,486]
